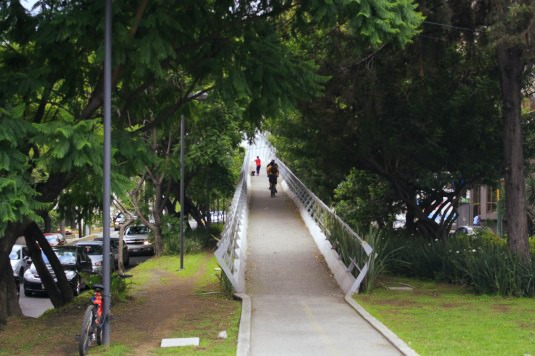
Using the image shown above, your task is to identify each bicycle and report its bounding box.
[79,283,105,355]
[269,177,277,198]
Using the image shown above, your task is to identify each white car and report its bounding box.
[10,244,31,284]
[454,225,487,236]
[124,225,154,255]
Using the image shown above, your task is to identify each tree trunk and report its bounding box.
[0,259,22,325]
[497,44,531,261]
[0,221,30,324]
[42,212,52,233]
[24,222,74,307]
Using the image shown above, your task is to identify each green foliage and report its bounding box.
[454,243,535,297]
[271,3,503,238]
[359,226,407,293]
[334,169,403,231]
[0,108,45,234]
[385,231,535,297]
[162,214,223,255]
[85,273,131,302]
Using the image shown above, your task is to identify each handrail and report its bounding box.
[214,144,250,293]
[261,136,373,294]
[215,136,373,294]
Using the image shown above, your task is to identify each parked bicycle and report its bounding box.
[79,283,105,355]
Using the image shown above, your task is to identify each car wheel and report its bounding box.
[124,255,130,268]
[72,277,81,296]
[24,288,32,297]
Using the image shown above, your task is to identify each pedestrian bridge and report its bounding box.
[215,138,373,295]
[215,138,415,355]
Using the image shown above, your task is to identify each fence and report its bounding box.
[260,136,373,294]
[215,136,373,294]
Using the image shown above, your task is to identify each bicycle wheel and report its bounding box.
[96,321,103,345]
[79,305,96,356]
[270,182,275,197]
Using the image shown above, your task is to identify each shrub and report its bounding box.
[384,230,534,297]
[453,244,535,297]
[360,227,407,293]
[162,216,224,255]
[85,273,130,301]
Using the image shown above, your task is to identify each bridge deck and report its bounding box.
[245,173,402,355]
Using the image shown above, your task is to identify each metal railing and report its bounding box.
[214,145,251,293]
[261,136,373,294]
[215,136,373,294]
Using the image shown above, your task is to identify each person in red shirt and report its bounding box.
[255,156,261,175]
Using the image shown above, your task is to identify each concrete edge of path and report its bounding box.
[281,180,418,356]
[344,294,419,356]
[234,292,251,356]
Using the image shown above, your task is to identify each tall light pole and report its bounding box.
[180,92,208,270]
[102,0,112,345]
[180,113,186,270]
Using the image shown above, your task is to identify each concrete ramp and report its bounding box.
[245,174,403,356]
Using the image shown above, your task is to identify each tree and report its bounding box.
[271,0,504,239]
[0,0,423,322]
[488,0,535,261]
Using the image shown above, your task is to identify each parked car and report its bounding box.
[114,213,126,230]
[124,225,154,255]
[10,244,31,296]
[93,237,130,268]
[43,232,66,246]
[75,241,115,274]
[209,211,226,224]
[23,245,93,297]
[453,225,488,237]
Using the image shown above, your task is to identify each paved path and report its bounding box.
[245,174,402,356]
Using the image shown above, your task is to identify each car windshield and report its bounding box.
[42,250,76,265]
[127,226,149,234]
[9,249,20,260]
[45,235,58,243]
[81,245,103,255]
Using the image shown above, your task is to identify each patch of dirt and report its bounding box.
[1,254,238,355]
[441,303,465,309]
[374,299,418,307]
[491,304,511,313]
[109,254,229,354]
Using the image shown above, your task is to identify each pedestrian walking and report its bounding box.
[255,156,261,175]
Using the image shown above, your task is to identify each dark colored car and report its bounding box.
[124,225,154,256]
[93,237,130,268]
[23,245,93,297]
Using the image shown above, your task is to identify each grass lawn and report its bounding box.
[355,276,535,356]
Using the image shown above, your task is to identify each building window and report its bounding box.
[472,187,481,218]
[487,188,498,213]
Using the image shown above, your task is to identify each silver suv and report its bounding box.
[124,225,154,255]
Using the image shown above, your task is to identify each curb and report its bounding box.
[234,292,251,356]
[344,293,419,356]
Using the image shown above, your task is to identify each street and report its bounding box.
[19,254,151,318]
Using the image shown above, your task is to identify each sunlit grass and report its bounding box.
[355,276,535,355]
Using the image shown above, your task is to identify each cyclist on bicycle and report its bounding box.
[266,160,279,193]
